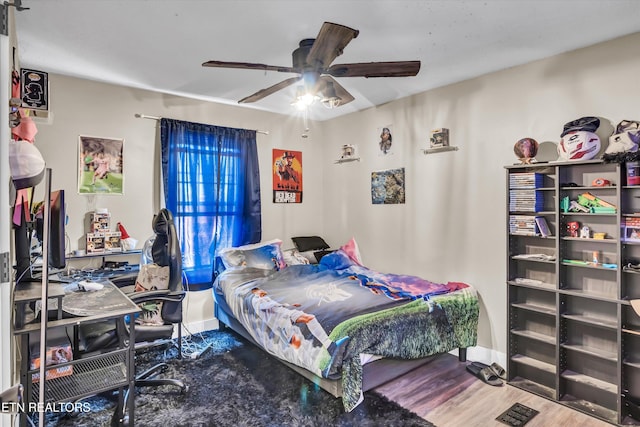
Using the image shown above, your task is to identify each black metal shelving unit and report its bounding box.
[506,159,640,425]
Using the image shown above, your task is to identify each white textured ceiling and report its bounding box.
[13,0,640,121]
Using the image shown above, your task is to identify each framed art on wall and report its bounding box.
[378,125,393,156]
[20,68,49,110]
[273,149,303,203]
[371,167,405,204]
[78,135,124,195]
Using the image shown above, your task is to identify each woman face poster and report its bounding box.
[78,135,124,195]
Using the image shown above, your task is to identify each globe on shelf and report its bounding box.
[514,138,539,164]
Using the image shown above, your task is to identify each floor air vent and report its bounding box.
[495,402,539,426]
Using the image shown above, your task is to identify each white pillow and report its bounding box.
[217,239,285,270]
[282,248,310,266]
[299,250,321,264]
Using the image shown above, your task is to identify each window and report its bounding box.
[160,119,261,290]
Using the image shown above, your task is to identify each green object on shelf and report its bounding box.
[562,259,589,265]
[560,196,570,213]
[579,192,617,212]
[563,259,617,269]
[577,194,596,208]
[590,206,617,213]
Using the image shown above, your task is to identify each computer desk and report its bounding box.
[12,280,140,427]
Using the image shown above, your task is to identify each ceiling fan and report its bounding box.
[202,22,421,108]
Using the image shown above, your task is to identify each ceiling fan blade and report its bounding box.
[202,60,296,74]
[238,76,302,104]
[306,22,359,69]
[316,76,355,106]
[327,61,421,78]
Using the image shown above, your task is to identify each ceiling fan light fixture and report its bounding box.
[204,23,419,109]
[320,80,342,109]
[321,95,342,109]
[291,86,319,111]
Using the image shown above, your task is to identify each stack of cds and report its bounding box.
[509,215,537,236]
[509,189,543,212]
[509,172,543,189]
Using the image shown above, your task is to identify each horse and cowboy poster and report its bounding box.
[272,149,302,203]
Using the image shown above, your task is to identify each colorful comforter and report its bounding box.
[214,249,479,411]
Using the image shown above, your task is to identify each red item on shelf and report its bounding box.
[117,222,130,239]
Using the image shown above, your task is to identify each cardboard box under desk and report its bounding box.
[29,333,73,383]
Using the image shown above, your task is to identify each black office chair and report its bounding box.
[127,208,186,387]
[80,209,188,423]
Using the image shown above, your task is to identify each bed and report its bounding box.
[212,237,479,411]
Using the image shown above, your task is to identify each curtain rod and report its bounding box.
[134,113,269,135]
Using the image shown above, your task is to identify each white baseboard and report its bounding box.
[172,318,219,339]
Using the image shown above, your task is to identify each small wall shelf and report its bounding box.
[23,108,53,125]
[334,157,360,164]
[421,146,459,155]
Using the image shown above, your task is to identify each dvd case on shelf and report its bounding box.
[535,216,551,237]
[509,189,544,212]
[509,215,538,236]
[509,172,544,189]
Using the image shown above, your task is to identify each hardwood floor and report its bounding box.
[374,353,612,427]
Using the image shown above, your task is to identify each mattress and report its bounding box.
[213,248,479,411]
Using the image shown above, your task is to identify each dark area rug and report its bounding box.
[45,329,435,427]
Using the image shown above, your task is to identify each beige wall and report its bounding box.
[32,76,327,245]
[15,31,640,363]
[30,76,327,333]
[321,31,640,357]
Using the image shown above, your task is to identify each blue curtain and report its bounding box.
[160,118,261,290]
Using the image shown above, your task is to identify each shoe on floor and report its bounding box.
[466,361,503,386]
[490,362,507,380]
